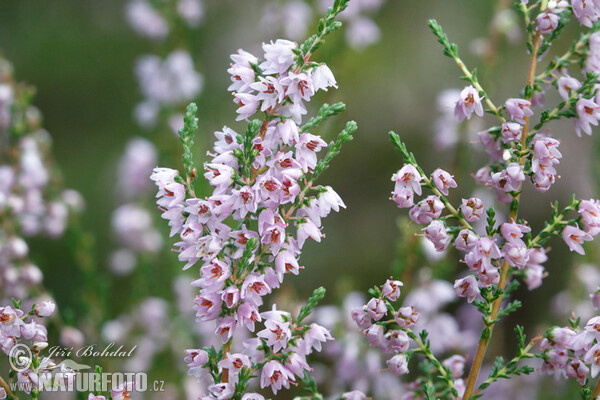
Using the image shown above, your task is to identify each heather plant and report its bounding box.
[351,1,600,399]
[151,1,357,398]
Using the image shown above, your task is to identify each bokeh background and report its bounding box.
[1,0,599,398]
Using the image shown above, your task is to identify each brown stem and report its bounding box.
[221,341,232,384]
[592,377,600,399]
[0,375,18,400]
[462,27,543,400]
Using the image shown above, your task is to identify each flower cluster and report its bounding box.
[373,4,600,398]
[152,2,355,397]
[537,316,600,386]
[352,279,415,377]
[0,300,55,395]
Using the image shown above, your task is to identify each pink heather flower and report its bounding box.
[257,319,291,352]
[218,353,251,378]
[391,186,414,208]
[387,354,409,375]
[351,307,372,329]
[194,292,222,321]
[88,394,106,400]
[318,186,346,217]
[432,169,457,196]
[491,163,525,192]
[364,324,384,346]
[579,199,600,235]
[584,316,600,339]
[557,76,582,101]
[454,85,484,122]
[285,352,310,377]
[562,225,593,255]
[303,323,333,353]
[423,220,451,251]
[215,317,236,344]
[382,279,403,301]
[281,72,315,104]
[260,39,297,75]
[366,297,388,321]
[500,220,531,245]
[505,98,533,124]
[443,355,466,378]
[0,306,24,337]
[572,0,600,27]
[296,133,327,172]
[236,302,261,332]
[584,344,600,377]
[185,349,208,378]
[111,382,136,400]
[394,306,419,329]
[34,301,56,317]
[392,164,423,196]
[312,64,337,91]
[503,242,530,269]
[566,360,589,385]
[209,383,235,400]
[234,93,260,121]
[250,76,286,112]
[454,229,478,251]
[453,275,480,303]
[260,360,295,394]
[410,196,444,224]
[501,122,523,143]
[575,98,600,136]
[275,250,301,276]
[460,198,484,222]
[387,330,410,353]
[536,11,559,34]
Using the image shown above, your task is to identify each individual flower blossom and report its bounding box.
[34,301,56,317]
[409,195,444,224]
[505,98,533,124]
[557,76,582,101]
[454,85,484,122]
[387,354,409,376]
[257,319,291,352]
[423,220,451,251]
[460,198,484,222]
[392,164,423,196]
[501,122,523,143]
[260,360,294,394]
[382,279,403,301]
[575,98,600,136]
[490,163,525,192]
[579,199,600,235]
[453,275,480,303]
[394,306,419,329]
[366,297,388,321]
[432,168,457,196]
[562,225,593,255]
[88,394,106,400]
[537,11,560,34]
[454,229,478,251]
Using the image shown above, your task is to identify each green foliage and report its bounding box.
[312,120,356,179]
[297,287,326,324]
[178,103,199,182]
